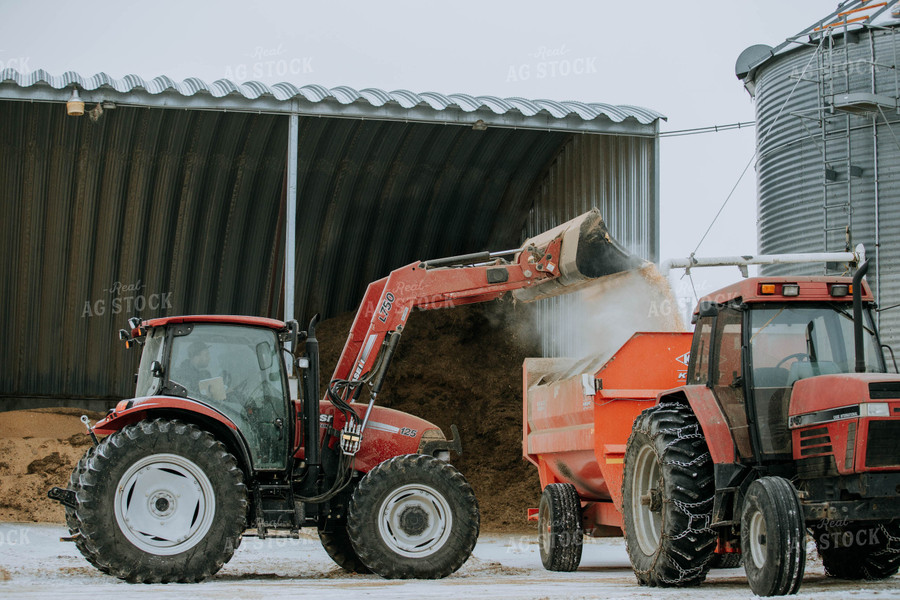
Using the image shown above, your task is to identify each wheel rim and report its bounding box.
[631,444,663,556]
[377,483,452,558]
[114,453,216,556]
[538,495,550,556]
[749,509,767,569]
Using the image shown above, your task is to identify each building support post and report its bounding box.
[285,113,299,373]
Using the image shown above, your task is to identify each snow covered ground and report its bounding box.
[0,523,898,599]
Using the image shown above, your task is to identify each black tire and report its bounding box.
[77,419,248,583]
[318,520,371,573]
[741,476,806,597]
[66,446,111,574]
[538,483,583,571]
[813,520,900,580]
[347,454,479,579]
[709,552,743,569]
[622,402,716,587]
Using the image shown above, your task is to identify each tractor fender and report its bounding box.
[657,386,735,464]
[92,396,254,475]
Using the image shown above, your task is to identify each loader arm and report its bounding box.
[327,209,642,417]
[330,237,564,389]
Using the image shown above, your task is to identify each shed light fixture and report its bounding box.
[66,88,85,116]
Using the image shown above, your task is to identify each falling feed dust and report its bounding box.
[540,263,685,363]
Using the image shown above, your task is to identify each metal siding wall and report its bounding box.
[288,123,569,325]
[524,134,659,357]
[0,101,288,405]
[754,26,900,348]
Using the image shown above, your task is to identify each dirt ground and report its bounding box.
[0,408,104,523]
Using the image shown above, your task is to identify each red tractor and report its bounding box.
[526,259,900,596]
[622,262,900,595]
[50,209,637,583]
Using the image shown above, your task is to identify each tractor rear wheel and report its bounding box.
[318,519,371,573]
[66,446,110,574]
[622,402,716,587]
[538,483,583,571]
[741,476,806,596]
[813,520,900,580]
[347,454,479,579]
[76,419,248,583]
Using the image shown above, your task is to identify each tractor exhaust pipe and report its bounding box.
[853,260,869,373]
[303,315,322,467]
[512,208,643,303]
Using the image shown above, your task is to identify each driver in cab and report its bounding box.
[179,341,227,402]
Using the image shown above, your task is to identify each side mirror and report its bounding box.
[150,360,164,378]
[256,341,274,370]
[698,301,718,318]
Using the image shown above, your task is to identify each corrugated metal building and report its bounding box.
[0,69,664,411]
[737,1,900,348]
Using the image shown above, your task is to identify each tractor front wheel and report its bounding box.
[622,402,716,587]
[76,419,248,583]
[347,454,479,579]
[741,476,806,596]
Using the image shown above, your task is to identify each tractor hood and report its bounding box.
[788,373,900,428]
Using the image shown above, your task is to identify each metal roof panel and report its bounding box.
[0,68,665,129]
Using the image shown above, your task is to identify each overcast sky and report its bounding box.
[0,0,833,317]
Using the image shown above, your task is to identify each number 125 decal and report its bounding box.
[377,292,396,323]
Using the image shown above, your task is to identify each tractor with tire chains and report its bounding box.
[49,209,637,583]
[525,259,900,596]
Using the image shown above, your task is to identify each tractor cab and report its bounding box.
[128,315,294,470]
[688,276,888,464]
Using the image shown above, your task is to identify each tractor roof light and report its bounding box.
[782,284,800,297]
[760,284,777,295]
[831,284,850,297]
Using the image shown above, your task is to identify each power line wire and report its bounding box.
[690,39,825,256]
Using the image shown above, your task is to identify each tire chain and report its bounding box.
[631,403,716,586]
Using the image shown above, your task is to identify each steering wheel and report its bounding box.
[776,353,810,369]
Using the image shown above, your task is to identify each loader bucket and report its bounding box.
[513,208,644,303]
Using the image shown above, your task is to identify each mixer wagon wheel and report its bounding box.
[318,519,371,573]
[623,402,716,587]
[347,454,479,579]
[76,419,248,583]
[813,520,900,580]
[537,483,584,571]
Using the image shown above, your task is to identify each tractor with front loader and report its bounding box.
[525,257,900,595]
[50,209,639,583]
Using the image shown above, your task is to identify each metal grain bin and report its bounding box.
[741,18,900,348]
